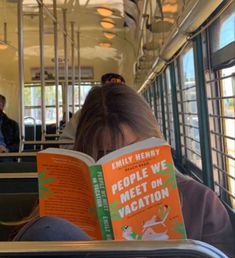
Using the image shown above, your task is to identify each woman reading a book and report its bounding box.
[13,84,234,255]
[73,83,234,254]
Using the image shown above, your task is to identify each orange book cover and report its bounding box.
[37,149,102,240]
[98,137,186,240]
[37,137,186,241]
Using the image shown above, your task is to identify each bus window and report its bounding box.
[24,84,63,125]
[24,83,92,125]
[209,2,235,53]
[155,77,163,133]
[165,67,175,149]
[178,46,201,169]
[206,2,235,208]
[162,74,170,143]
[219,13,235,49]
[219,66,235,208]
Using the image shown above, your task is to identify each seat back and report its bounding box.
[0,240,229,257]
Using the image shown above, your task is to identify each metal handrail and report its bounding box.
[22,140,74,145]
[0,240,228,257]
[24,116,37,150]
[0,173,37,179]
[0,152,36,157]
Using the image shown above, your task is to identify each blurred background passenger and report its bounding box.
[59,111,73,130]
[0,94,19,161]
[59,73,125,149]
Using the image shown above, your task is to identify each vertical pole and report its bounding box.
[63,9,69,122]
[53,0,60,132]
[71,22,75,114]
[39,0,46,141]
[17,0,24,150]
[193,35,214,189]
[170,62,182,163]
[77,31,81,110]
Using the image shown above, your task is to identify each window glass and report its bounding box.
[219,13,235,49]
[80,84,92,106]
[165,68,175,149]
[24,83,92,125]
[162,75,169,142]
[181,49,196,87]
[210,2,235,52]
[155,78,163,133]
[179,47,201,168]
[149,83,156,115]
[220,66,235,207]
[206,64,235,208]
[24,85,41,106]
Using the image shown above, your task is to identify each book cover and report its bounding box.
[37,137,186,240]
[37,150,102,240]
[99,139,186,240]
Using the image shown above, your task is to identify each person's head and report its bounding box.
[74,84,162,160]
[101,73,125,84]
[0,95,6,113]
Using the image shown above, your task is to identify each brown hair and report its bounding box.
[74,83,162,160]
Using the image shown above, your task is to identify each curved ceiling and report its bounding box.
[0,0,224,90]
[0,0,141,84]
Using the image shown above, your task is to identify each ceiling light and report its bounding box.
[103,31,116,39]
[100,19,115,29]
[97,7,113,17]
[0,43,8,50]
[99,42,112,48]
[162,4,178,13]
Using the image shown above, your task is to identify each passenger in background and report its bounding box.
[0,94,19,160]
[59,73,125,149]
[14,84,234,257]
[59,111,73,130]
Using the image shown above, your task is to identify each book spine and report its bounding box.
[89,165,114,240]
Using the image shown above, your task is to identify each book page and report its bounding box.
[37,152,101,240]
[40,148,95,165]
[101,143,186,240]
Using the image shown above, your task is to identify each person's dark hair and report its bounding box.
[74,84,162,160]
[101,73,125,84]
[0,94,6,104]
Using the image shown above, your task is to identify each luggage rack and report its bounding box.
[0,240,229,258]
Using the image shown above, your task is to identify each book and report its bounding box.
[37,137,186,240]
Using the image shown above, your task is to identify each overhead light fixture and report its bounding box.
[99,42,112,48]
[103,31,116,39]
[97,7,113,17]
[162,4,178,13]
[0,42,8,50]
[100,19,115,29]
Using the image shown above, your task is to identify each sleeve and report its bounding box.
[201,187,235,256]
[14,216,92,241]
[179,179,235,256]
[59,111,80,150]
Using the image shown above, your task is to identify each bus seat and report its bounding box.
[0,240,229,257]
[0,193,38,240]
[0,162,37,173]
